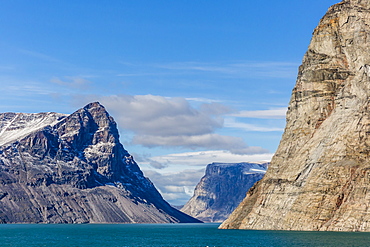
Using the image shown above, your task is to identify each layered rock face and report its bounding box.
[220,0,370,231]
[181,162,268,222]
[0,102,200,224]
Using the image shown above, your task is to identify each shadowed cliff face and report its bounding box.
[221,0,370,231]
[181,162,268,223]
[0,102,200,224]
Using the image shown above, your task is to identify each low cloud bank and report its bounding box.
[80,94,271,155]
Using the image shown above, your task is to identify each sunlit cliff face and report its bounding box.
[220,0,370,231]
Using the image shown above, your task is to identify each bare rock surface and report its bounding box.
[181,162,268,222]
[0,102,200,224]
[220,0,370,231]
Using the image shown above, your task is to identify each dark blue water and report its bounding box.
[1,223,370,247]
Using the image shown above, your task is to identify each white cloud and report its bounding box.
[132,133,252,152]
[83,94,263,153]
[1,78,55,96]
[73,94,280,153]
[153,61,299,79]
[224,118,285,132]
[116,60,298,80]
[100,94,227,135]
[149,160,168,169]
[50,76,92,89]
[185,97,222,104]
[143,168,205,205]
[146,150,273,168]
[231,107,287,119]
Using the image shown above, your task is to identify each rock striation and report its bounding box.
[181,162,268,222]
[0,102,200,224]
[220,0,370,231]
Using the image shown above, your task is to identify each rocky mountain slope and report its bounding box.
[0,102,200,224]
[220,0,370,231]
[181,162,268,222]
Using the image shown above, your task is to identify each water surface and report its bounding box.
[1,223,370,246]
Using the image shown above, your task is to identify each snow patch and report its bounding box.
[0,112,66,146]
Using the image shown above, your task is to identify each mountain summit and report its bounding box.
[0,102,200,223]
[220,1,370,231]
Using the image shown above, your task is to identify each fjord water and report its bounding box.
[1,223,370,247]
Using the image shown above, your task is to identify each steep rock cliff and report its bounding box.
[0,102,200,224]
[181,162,268,222]
[220,0,370,231]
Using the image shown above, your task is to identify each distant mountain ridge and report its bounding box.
[181,162,268,222]
[0,102,200,224]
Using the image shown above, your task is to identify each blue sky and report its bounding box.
[1,0,339,205]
